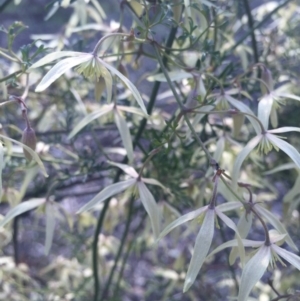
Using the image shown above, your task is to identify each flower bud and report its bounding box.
[21,126,37,161]
[260,67,273,95]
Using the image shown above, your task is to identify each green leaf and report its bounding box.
[237,246,271,301]
[141,178,169,192]
[68,104,113,139]
[100,59,148,115]
[216,202,242,212]
[117,105,147,117]
[263,163,296,175]
[77,179,136,213]
[0,198,46,228]
[35,55,91,92]
[29,51,82,69]
[276,93,300,102]
[114,108,134,163]
[137,181,161,239]
[183,208,215,292]
[45,201,55,255]
[0,134,48,177]
[157,206,209,241]
[231,135,262,190]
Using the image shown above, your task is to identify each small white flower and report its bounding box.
[157,201,244,292]
[76,161,166,239]
[29,51,147,114]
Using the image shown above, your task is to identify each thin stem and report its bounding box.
[209,174,219,209]
[92,32,132,56]
[99,197,135,300]
[219,175,245,205]
[154,44,216,165]
[251,206,271,245]
[138,147,162,179]
[0,49,19,62]
[91,25,178,301]
[242,0,259,63]
[0,70,22,83]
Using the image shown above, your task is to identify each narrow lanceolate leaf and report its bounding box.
[255,205,298,251]
[114,108,134,163]
[0,134,48,177]
[264,163,296,175]
[141,178,169,192]
[68,104,113,139]
[216,202,242,212]
[225,95,261,134]
[258,94,273,130]
[238,245,271,301]
[137,181,161,239]
[45,201,55,255]
[157,206,209,241]
[231,135,262,190]
[272,245,300,270]
[100,59,148,115]
[276,93,300,102]
[29,51,83,69]
[229,211,253,264]
[267,134,300,169]
[284,174,300,203]
[147,70,192,82]
[107,160,138,178]
[77,179,136,213]
[117,106,147,117]
[0,142,4,201]
[0,198,46,228]
[35,55,91,92]
[183,208,215,293]
[215,208,245,265]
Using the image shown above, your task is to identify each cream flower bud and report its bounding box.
[260,67,274,95]
[22,126,37,161]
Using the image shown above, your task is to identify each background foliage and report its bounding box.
[1,0,300,300]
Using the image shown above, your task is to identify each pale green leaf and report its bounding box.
[137,181,161,239]
[29,51,82,69]
[77,179,136,213]
[229,211,253,264]
[258,94,273,130]
[0,198,46,228]
[272,245,300,270]
[216,208,245,265]
[225,95,262,134]
[213,136,225,162]
[255,205,298,251]
[117,105,147,117]
[183,208,215,292]
[157,206,209,241]
[100,59,148,115]
[35,55,91,92]
[107,160,138,178]
[141,178,169,191]
[216,202,242,212]
[114,108,134,163]
[267,134,300,169]
[231,135,262,190]
[207,239,264,259]
[238,246,271,301]
[264,163,296,175]
[68,104,113,139]
[284,175,300,203]
[0,134,48,177]
[45,201,55,255]
[270,106,278,128]
[147,70,192,82]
